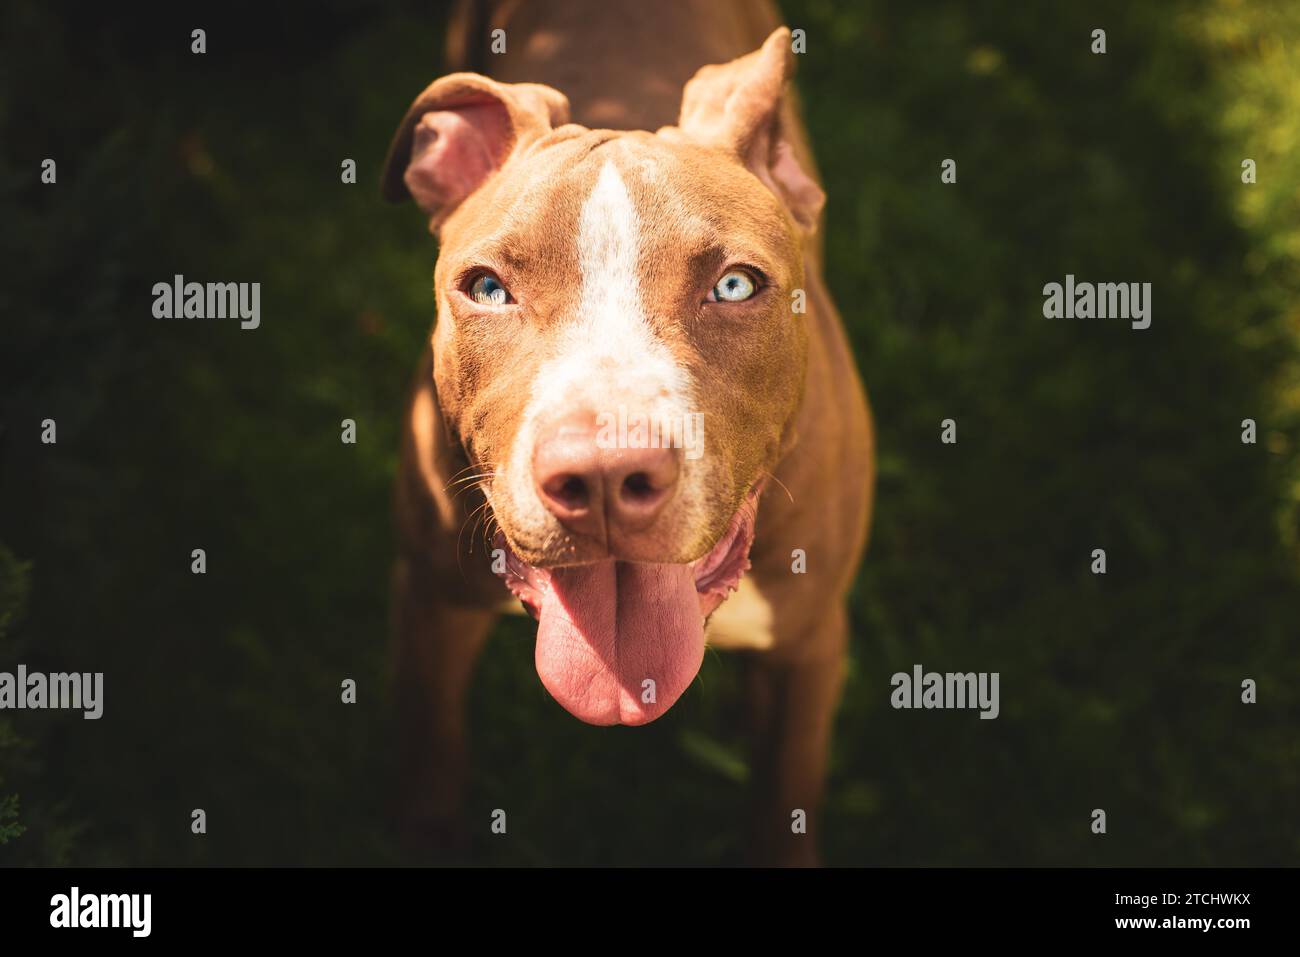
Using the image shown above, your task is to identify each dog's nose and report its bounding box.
[533,414,680,540]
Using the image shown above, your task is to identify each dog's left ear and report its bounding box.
[672,27,825,232]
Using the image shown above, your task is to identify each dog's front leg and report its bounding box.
[743,605,849,867]
[391,554,496,859]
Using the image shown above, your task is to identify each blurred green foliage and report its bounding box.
[0,547,31,845]
[1,0,1297,865]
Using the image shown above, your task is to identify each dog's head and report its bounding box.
[385,28,822,725]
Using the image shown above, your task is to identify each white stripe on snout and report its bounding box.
[579,161,649,343]
[504,159,701,544]
[545,160,688,406]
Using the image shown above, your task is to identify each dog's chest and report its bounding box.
[704,575,776,651]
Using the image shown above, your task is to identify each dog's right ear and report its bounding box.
[382,73,569,232]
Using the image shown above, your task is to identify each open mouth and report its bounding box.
[492,484,761,725]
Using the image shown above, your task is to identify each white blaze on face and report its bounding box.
[503,158,702,546]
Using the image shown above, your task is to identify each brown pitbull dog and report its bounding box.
[383,0,873,865]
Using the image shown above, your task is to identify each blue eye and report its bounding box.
[709,269,758,302]
[468,272,512,306]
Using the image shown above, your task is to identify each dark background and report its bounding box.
[2,0,1298,866]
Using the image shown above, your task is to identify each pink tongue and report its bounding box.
[535,560,705,725]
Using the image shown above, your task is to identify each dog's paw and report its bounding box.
[397,805,473,863]
[743,814,824,867]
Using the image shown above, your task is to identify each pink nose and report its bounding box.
[533,413,680,540]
